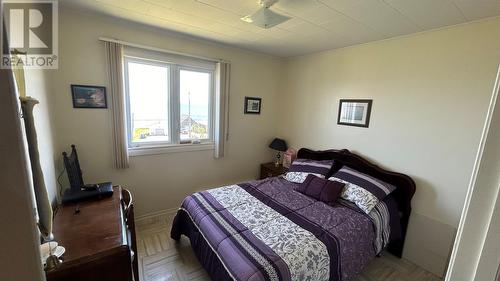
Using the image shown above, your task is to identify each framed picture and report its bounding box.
[244,97,262,114]
[71,85,107,108]
[337,99,373,127]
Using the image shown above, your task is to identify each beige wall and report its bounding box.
[48,8,283,216]
[279,17,500,276]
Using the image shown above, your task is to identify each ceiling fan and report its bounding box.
[241,0,291,29]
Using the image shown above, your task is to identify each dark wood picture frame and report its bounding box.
[244,97,262,114]
[337,99,372,128]
[71,84,107,109]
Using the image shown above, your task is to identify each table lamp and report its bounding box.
[269,138,287,166]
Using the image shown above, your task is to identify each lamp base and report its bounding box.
[274,152,281,167]
[45,254,62,271]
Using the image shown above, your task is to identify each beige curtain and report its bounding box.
[214,62,231,158]
[104,42,129,169]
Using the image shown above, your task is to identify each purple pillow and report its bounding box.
[329,166,397,213]
[332,166,396,200]
[296,174,345,204]
[284,159,334,183]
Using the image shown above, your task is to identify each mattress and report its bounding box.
[171,176,399,281]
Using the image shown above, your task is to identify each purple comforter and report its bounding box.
[171,177,380,281]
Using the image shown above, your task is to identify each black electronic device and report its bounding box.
[61,145,113,204]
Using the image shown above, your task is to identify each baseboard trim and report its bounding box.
[136,207,179,222]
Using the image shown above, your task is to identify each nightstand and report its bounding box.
[260,162,288,179]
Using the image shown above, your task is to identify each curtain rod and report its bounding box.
[98,37,230,64]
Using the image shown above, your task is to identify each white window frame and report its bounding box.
[123,50,216,156]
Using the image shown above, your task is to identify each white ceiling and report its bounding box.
[61,0,500,57]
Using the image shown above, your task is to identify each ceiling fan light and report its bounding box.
[240,7,290,29]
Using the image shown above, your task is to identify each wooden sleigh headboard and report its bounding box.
[297,148,416,258]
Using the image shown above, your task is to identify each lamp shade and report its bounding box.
[269,138,287,152]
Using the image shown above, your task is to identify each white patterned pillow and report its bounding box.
[285,172,325,184]
[284,159,333,183]
[330,177,379,213]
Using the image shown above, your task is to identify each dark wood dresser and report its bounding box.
[46,186,138,281]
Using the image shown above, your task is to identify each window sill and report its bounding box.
[129,142,215,157]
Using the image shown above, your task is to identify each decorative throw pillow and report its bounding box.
[296,174,345,204]
[329,167,396,214]
[284,159,334,183]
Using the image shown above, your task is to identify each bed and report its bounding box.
[171,148,416,281]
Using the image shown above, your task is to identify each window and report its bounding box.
[126,60,170,145]
[124,49,215,152]
[179,69,211,141]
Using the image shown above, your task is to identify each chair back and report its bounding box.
[121,188,133,219]
[62,144,84,189]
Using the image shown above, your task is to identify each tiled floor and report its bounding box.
[136,213,441,281]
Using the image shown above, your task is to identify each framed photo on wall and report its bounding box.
[244,97,262,114]
[337,99,372,127]
[71,85,107,108]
